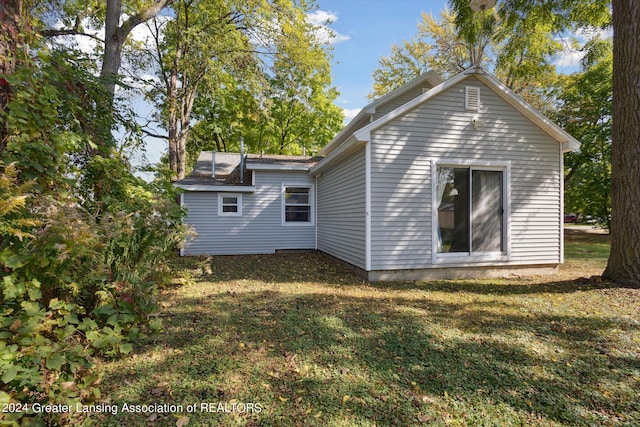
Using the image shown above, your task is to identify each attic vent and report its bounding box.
[465,86,480,111]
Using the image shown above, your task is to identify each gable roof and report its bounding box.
[321,70,444,157]
[311,66,580,175]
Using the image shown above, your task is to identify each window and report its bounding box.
[436,166,505,255]
[218,193,241,216]
[283,185,313,225]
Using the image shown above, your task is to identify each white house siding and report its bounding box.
[182,170,315,255]
[369,76,561,270]
[316,148,367,269]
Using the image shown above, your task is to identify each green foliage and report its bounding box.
[147,0,343,176]
[370,9,474,99]
[1,32,187,426]
[369,7,561,108]
[553,38,612,230]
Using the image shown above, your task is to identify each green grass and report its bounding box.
[564,228,611,262]
[90,230,639,426]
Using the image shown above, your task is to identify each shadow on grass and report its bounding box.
[364,277,625,295]
[99,271,639,426]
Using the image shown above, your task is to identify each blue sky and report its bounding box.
[313,1,449,121]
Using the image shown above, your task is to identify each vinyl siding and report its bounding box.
[369,76,562,270]
[317,148,367,269]
[182,170,315,255]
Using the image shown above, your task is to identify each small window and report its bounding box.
[218,193,241,216]
[283,185,313,224]
[465,86,480,111]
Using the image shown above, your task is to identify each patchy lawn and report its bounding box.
[92,229,639,426]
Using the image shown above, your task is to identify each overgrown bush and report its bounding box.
[0,47,188,425]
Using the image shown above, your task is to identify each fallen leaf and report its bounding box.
[176,415,189,427]
[9,319,21,331]
[342,395,350,404]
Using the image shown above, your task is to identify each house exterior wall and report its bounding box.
[316,147,367,269]
[369,76,562,271]
[182,170,315,255]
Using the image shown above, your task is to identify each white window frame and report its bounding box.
[431,159,511,265]
[218,193,242,217]
[282,183,314,226]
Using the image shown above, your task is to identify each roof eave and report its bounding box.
[320,70,444,157]
[310,134,367,176]
[472,70,581,152]
[173,184,256,192]
[246,163,313,171]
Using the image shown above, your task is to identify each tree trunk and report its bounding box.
[167,65,179,179]
[101,0,124,102]
[603,1,640,286]
[0,0,24,151]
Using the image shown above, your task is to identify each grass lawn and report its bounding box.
[92,229,639,426]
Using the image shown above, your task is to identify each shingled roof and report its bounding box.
[174,151,321,190]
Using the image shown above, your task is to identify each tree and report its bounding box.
[163,0,342,176]
[38,0,173,149]
[257,5,343,155]
[553,38,612,230]
[1,0,29,151]
[1,12,187,422]
[144,0,257,180]
[370,9,481,99]
[604,0,640,284]
[370,7,561,110]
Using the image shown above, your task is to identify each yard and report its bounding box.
[93,228,639,426]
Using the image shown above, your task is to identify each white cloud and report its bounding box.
[51,18,103,57]
[554,48,585,69]
[342,107,362,123]
[553,26,613,70]
[307,10,350,45]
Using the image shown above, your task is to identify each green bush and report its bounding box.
[1,48,188,425]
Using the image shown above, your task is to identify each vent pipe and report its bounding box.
[211,150,216,178]
[240,137,245,184]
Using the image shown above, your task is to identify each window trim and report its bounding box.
[431,159,511,265]
[218,193,242,217]
[282,183,314,226]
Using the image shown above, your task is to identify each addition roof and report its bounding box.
[174,151,320,191]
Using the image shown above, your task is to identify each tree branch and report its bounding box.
[141,128,169,140]
[119,0,173,40]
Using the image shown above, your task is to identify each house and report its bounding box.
[176,66,580,280]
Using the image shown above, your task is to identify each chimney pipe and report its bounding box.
[240,137,245,184]
[211,150,216,178]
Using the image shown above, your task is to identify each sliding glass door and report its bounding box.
[436,166,504,254]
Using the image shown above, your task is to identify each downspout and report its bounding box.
[559,142,564,264]
[179,193,185,257]
[315,174,318,250]
[365,142,372,272]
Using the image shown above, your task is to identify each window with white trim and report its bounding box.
[283,185,313,225]
[435,165,506,256]
[218,193,242,216]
